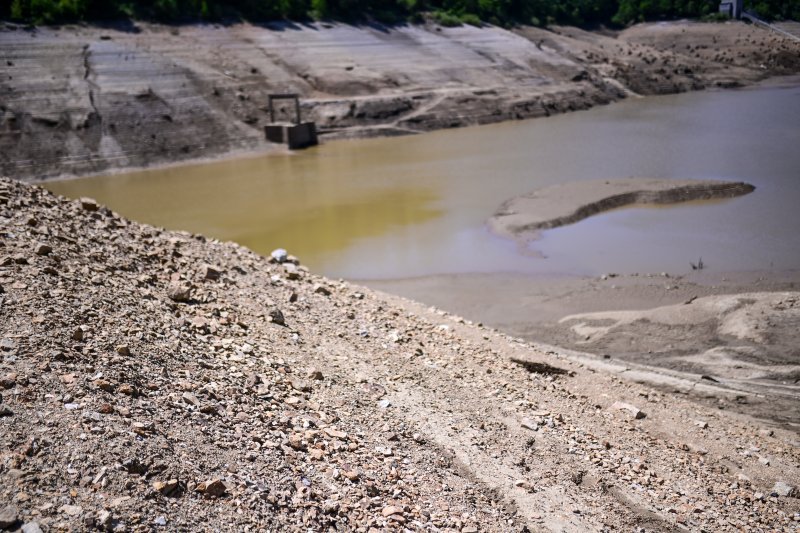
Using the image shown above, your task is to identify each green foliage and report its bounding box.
[746,0,800,21]
[432,9,462,26]
[612,0,717,25]
[3,0,797,27]
[459,12,482,25]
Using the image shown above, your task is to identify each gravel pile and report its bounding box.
[1,176,798,531]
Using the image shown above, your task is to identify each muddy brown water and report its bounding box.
[46,79,800,280]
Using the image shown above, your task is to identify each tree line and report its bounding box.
[1,0,797,27]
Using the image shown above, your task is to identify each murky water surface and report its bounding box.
[46,79,800,279]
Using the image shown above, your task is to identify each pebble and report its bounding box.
[59,504,83,516]
[270,248,288,263]
[34,243,52,256]
[313,283,331,296]
[290,378,311,392]
[153,479,179,495]
[79,197,99,211]
[610,401,646,419]
[0,505,18,528]
[283,263,301,280]
[324,427,347,439]
[21,523,43,533]
[196,479,227,498]
[96,510,112,530]
[381,505,403,517]
[166,282,192,302]
[268,309,286,326]
[772,481,795,497]
[201,264,221,280]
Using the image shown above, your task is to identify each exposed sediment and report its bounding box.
[2,20,800,180]
[489,178,755,242]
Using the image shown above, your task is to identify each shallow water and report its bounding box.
[46,79,800,279]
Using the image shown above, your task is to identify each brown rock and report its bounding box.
[132,421,155,436]
[196,479,227,498]
[153,479,179,495]
[34,243,52,256]
[94,379,114,392]
[201,264,221,280]
[323,427,347,439]
[80,197,99,211]
[309,448,324,460]
[0,373,16,389]
[307,368,324,380]
[268,309,286,326]
[382,505,403,517]
[166,282,192,302]
[0,504,18,528]
[71,327,85,341]
[313,283,331,296]
[288,433,305,451]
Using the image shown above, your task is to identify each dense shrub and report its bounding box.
[0,0,795,26]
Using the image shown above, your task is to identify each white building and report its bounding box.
[719,0,744,18]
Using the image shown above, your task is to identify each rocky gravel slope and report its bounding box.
[1,176,799,531]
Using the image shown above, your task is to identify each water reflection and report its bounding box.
[46,79,800,278]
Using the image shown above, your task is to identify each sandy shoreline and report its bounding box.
[488,178,755,243]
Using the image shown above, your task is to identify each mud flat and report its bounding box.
[488,178,755,243]
[366,269,800,429]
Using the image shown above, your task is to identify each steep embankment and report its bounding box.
[2,20,799,180]
[2,177,800,531]
[488,178,755,242]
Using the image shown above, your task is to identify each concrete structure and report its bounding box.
[264,94,318,150]
[719,0,744,19]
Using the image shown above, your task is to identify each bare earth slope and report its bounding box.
[2,178,799,531]
[2,20,799,180]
